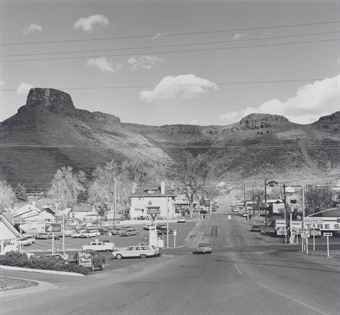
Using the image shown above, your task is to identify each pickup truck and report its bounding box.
[82,240,115,252]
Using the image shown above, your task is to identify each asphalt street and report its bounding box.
[0,214,339,315]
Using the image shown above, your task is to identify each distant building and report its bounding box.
[129,182,176,219]
[175,194,190,216]
[12,203,56,234]
[71,203,99,223]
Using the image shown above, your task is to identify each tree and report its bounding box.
[305,186,335,215]
[0,180,16,212]
[172,151,210,207]
[15,183,27,201]
[47,166,85,210]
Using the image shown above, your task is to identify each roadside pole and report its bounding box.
[264,179,267,227]
[173,229,177,248]
[51,232,55,255]
[312,229,316,251]
[301,185,305,253]
[324,232,332,258]
[327,236,330,258]
[306,237,309,255]
[62,214,65,255]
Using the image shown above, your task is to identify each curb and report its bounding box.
[0,265,85,277]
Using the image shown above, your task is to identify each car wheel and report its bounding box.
[116,254,122,260]
[140,254,147,259]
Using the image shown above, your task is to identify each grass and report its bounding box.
[0,277,38,291]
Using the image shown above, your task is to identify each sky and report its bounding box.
[0,0,339,126]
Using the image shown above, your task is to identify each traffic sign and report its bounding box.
[323,232,333,237]
[45,223,61,233]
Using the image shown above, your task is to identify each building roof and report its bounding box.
[0,215,20,240]
[130,185,176,198]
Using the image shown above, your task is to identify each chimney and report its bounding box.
[161,181,165,195]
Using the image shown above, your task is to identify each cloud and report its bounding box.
[220,74,340,124]
[74,14,109,32]
[140,74,218,103]
[17,82,33,95]
[87,57,122,72]
[128,55,164,71]
[23,24,43,35]
[152,33,162,40]
[232,33,245,40]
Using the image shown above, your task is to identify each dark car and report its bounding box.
[192,243,212,254]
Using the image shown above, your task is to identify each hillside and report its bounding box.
[0,87,339,190]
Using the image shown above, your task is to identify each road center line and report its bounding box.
[256,281,329,315]
[234,263,243,275]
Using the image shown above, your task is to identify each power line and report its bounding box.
[3,29,340,59]
[1,37,338,63]
[1,19,339,47]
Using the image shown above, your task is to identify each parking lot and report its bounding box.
[24,221,196,254]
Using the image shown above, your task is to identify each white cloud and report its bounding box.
[152,33,162,40]
[87,57,122,72]
[17,82,33,95]
[140,74,218,103]
[128,55,164,71]
[23,24,43,35]
[232,33,245,40]
[74,14,109,32]
[220,74,340,124]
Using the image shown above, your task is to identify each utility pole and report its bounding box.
[283,184,288,244]
[301,185,305,252]
[264,179,268,226]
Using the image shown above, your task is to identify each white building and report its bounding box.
[129,183,176,219]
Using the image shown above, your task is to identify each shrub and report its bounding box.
[0,252,90,275]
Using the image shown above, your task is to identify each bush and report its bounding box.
[0,252,89,275]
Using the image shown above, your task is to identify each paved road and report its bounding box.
[1,215,339,315]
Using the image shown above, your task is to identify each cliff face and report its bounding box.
[0,88,339,190]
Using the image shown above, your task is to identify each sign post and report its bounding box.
[173,229,177,248]
[324,232,333,258]
[45,223,62,255]
[147,207,160,248]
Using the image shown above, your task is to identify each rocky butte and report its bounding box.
[0,87,339,190]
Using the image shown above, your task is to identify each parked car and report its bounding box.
[112,245,160,259]
[192,243,212,254]
[250,225,262,232]
[82,240,115,252]
[35,232,52,240]
[143,225,153,231]
[71,232,83,238]
[18,235,35,246]
[177,218,186,223]
[111,228,122,235]
[119,230,137,237]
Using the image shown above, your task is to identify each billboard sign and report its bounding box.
[45,223,62,233]
[78,252,92,268]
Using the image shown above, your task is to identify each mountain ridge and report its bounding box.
[0,88,339,190]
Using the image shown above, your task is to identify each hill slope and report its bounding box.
[0,88,339,190]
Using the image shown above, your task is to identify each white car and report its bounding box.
[82,240,115,252]
[177,218,186,223]
[112,245,160,259]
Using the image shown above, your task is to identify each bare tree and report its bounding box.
[172,151,210,208]
[0,180,16,213]
[305,186,335,215]
[48,166,85,210]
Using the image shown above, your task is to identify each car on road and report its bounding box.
[35,232,52,240]
[192,243,212,254]
[112,245,160,259]
[18,235,35,246]
[177,218,186,223]
[82,240,115,252]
